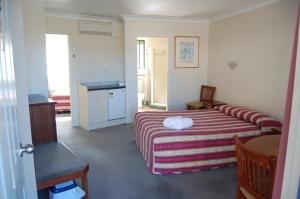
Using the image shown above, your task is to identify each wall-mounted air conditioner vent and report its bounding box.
[78,21,113,35]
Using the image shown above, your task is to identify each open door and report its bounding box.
[137,37,168,112]
[0,0,37,199]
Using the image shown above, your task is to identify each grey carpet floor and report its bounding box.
[40,117,237,199]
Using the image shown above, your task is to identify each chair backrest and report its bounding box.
[234,136,277,199]
[200,85,216,104]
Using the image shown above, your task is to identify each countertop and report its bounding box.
[86,85,125,91]
[80,81,125,91]
[28,94,56,106]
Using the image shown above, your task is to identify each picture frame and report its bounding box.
[174,36,199,68]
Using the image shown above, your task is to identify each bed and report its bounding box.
[134,105,281,174]
[50,95,71,113]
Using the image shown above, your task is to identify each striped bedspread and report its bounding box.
[134,106,281,174]
[51,95,71,113]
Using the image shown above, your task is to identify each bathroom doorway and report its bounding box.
[137,37,168,112]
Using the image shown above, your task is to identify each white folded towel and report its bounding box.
[163,116,193,130]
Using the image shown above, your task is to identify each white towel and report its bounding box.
[163,116,193,130]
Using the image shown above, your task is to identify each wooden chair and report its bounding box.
[187,85,216,109]
[234,136,277,199]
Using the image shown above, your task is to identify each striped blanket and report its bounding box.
[134,105,281,174]
[51,95,71,113]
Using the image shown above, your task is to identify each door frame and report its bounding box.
[280,25,300,199]
[45,33,72,116]
[137,37,169,110]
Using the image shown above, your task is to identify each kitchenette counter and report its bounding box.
[78,81,126,131]
[80,81,125,91]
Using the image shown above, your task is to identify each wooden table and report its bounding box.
[34,143,89,199]
[29,94,57,145]
[244,135,281,157]
[187,100,227,110]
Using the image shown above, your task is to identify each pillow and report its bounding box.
[215,105,282,133]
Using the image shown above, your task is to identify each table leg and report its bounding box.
[82,174,89,199]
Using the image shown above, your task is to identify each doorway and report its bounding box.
[45,34,71,122]
[137,37,168,112]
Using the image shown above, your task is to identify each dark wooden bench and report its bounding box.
[34,142,89,199]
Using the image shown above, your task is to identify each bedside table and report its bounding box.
[187,100,226,110]
[212,101,227,107]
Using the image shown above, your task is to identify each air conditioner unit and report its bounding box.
[78,21,113,35]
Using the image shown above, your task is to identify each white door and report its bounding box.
[108,88,126,120]
[152,48,167,105]
[0,0,37,199]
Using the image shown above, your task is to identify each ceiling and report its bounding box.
[44,0,282,20]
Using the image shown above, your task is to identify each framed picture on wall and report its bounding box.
[174,36,199,68]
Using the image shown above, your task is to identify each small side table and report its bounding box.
[187,100,226,110]
[211,101,227,107]
[244,135,280,157]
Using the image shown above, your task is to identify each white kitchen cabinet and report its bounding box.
[88,90,108,123]
[108,88,126,120]
[78,83,126,131]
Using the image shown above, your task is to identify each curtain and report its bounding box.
[272,1,300,198]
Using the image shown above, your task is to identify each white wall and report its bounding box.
[208,0,298,121]
[23,0,48,97]
[45,17,124,126]
[124,19,209,122]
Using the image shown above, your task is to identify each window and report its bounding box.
[137,40,145,71]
